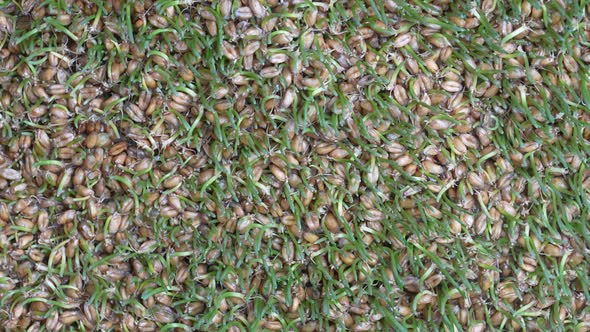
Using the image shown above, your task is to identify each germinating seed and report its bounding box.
[0,0,588,331]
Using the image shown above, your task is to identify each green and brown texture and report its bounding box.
[0,0,589,331]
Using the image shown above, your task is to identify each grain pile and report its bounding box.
[0,0,589,331]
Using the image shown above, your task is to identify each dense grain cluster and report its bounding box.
[0,0,589,331]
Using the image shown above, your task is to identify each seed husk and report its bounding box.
[0,168,22,180]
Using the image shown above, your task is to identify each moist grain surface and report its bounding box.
[0,0,589,331]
